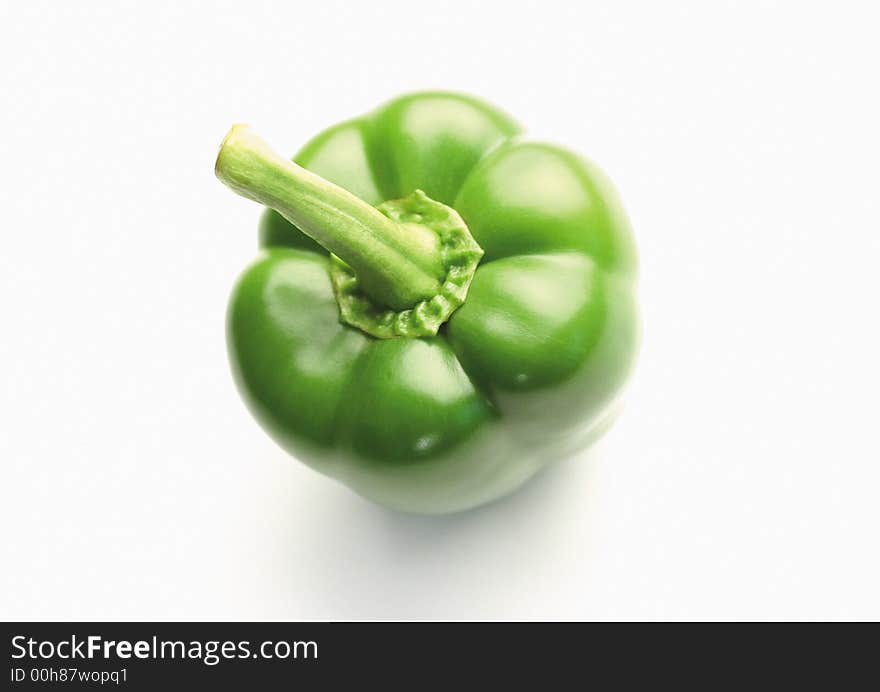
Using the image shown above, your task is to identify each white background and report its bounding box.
[2,1,878,621]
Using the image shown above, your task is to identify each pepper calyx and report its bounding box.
[329,190,483,339]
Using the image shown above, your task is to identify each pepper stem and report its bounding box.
[215,124,444,310]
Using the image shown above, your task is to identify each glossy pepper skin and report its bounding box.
[221,92,639,514]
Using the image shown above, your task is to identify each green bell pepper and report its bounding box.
[215,92,639,514]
